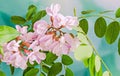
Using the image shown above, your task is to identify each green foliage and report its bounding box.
[96,67,102,76]
[118,38,120,55]
[27,61,38,67]
[79,19,88,34]
[0,70,6,76]
[42,64,50,73]
[83,59,89,68]
[32,10,46,23]
[24,68,39,76]
[62,55,73,65]
[103,71,110,76]
[26,5,37,20]
[65,68,74,76]
[48,62,62,76]
[0,26,20,45]
[95,55,101,72]
[94,17,107,38]
[105,21,119,44]
[11,16,26,25]
[74,44,93,61]
[99,10,113,14]
[43,52,58,65]
[89,54,95,76]
[0,46,4,55]
[81,10,95,14]
[115,8,120,18]
[10,65,14,75]
[40,72,46,76]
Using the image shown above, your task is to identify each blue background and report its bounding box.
[0,0,119,76]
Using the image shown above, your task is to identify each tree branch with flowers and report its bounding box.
[0,4,120,76]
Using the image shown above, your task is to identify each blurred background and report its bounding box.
[0,0,119,76]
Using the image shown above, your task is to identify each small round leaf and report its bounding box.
[115,8,120,18]
[74,45,93,61]
[95,55,101,72]
[94,17,107,38]
[103,71,110,76]
[105,21,119,44]
[65,68,74,76]
[11,16,26,24]
[48,62,62,76]
[79,19,88,34]
[62,55,73,65]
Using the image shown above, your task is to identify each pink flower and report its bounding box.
[2,52,27,69]
[52,14,65,28]
[34,20,49,35]
[51,41,70,56]
[46,4,61,16]
[63,16,79,30]
[7,40,21,52]
[64,34,80,51]
[39,35,53,50]
[16,25,28,34]
[27,47,46,64]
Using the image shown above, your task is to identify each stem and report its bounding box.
[78,14,116,21]
[85,35,112,75]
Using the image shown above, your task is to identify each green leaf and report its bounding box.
[40,72,45,76]
[118,38,120,55]
[23,67,33,76]
[42,65,50,73]
[27,61,38,67]
[65,68,74,76]
[103,71,110,76]
[26,5,37,20]
[79,19,88,34]
[83,59,89,68]
[48,62,62,76]
[105,21,120,44]
[81,10,95,14]
[0,46,4,55]
[94,17,107,38]
[62,55,73,65]
[115,8,120,18]
[10,65,14,75]
[95,55,101,72]
[96,67,102,76]
[43,52,58,65]
[0,26,20,45]
[32,10,46,23]
[28,5,36,10]
[74,45,93,61]
[99,10,113,14]
[11,16,26,24]
[25,68,39,76]
[0,70,6,76]
[89,53,95,76]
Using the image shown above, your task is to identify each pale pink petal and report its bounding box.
[46,4,61,16]
[33,20,48,35]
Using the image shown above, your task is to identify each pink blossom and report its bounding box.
[16,25,28,34]
[64,34,80,51]
[64,16,79,30]
[46,4,61,16]
[7,40,21,52]
[27,48,46,64]
[39,35,53,50]
[34,20,49,35]
[52,14,65,28]
[2,52,27,69]
[51,41,70,56]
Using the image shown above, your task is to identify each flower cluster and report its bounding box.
[1,4,80,69]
